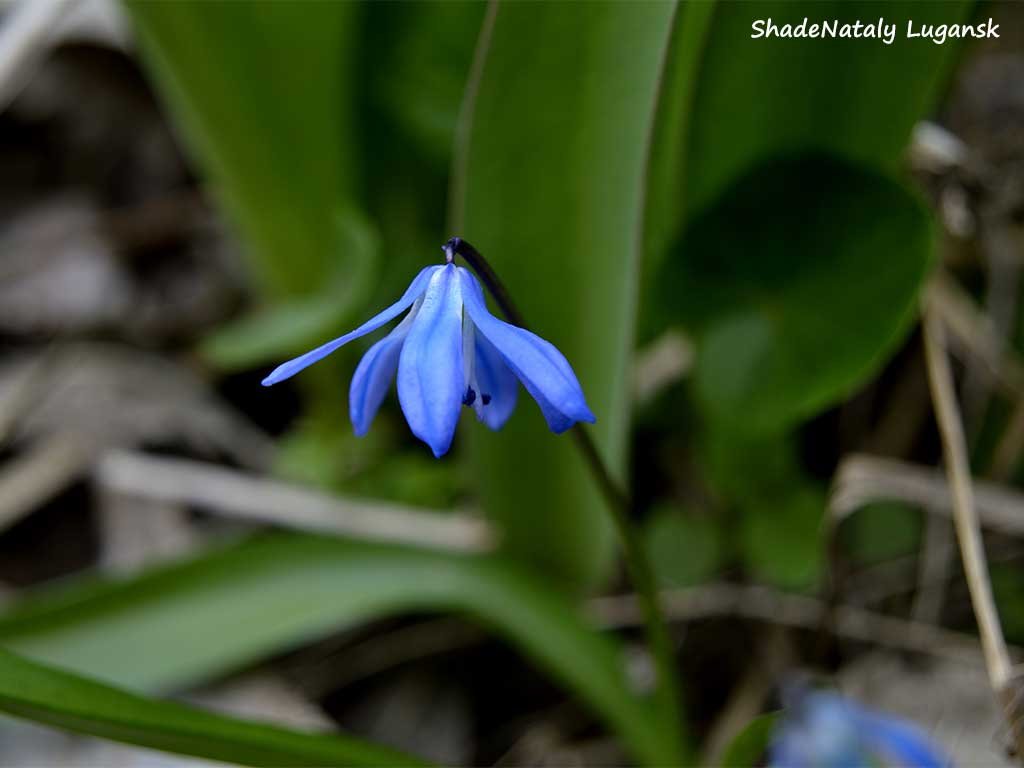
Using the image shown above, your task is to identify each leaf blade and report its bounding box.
[0,647,423,767]
[0,533,672,766]
[452,0,679,589]
[124,0,357,297]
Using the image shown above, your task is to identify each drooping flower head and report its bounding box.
[770,687,952,768]
[262,240,595,457]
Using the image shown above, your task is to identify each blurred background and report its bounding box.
[0,0,1020,765]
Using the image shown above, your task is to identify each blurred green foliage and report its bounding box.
[669,155,933,435]
[0,0,986,761]
[842,502,923,567]
[993,564,1024,644]
[126,0,971,591]
[645,505,725,588]
[719,712,779,768]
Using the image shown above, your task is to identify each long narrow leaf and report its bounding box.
[0,648,422,767]
[451,0,679,589]
[0,533,673,766]
[125,1,356,297]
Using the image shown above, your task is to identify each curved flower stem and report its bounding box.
[448,237,685,760]
[446,237,526,327]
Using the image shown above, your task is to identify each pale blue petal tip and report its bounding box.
[771,690,952,768]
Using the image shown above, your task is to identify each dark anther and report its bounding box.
[482,393,492,406]
[463,387,476,406]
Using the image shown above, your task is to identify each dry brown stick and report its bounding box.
[591,583,1007,668]
[928,274,1024,481]
[831,454,1024,539]
[0,351,53,446]
[931,274,1024,478]
[922,305,1024,754]
[929,274,1024,398]
[95,449,496,553]
[294,583,1002,709]
[0,432,93,533]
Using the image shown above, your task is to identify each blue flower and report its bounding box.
[262,260,595,457]
[770,689,952,768]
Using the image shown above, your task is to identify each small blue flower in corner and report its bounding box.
[770,688,953,768]
[261,241,595,457]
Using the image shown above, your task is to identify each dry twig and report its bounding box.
[95,449,496,553]
[591,583,1006,668]
[0,432,93,534]
[922,303,1024,754]
[831,454,1024,539]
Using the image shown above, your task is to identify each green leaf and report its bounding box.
[705,434,824,589]
[0,534,673,767]
[452,0,678,589]
[740,484,826,590]
[0,648,421,767]
[720,712,779,768]
[663,0,966,246]
[993,564,1024,644]
[369,1,486,168]
[644,506,724,587]
[668,154,932,434]
[124,1,358,297]
[644,0,972,421]
[841,502,922,566]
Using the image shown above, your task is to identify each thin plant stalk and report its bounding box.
[448,237,685,760]
[922,303,1024,755]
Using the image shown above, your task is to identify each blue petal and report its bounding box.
[458,268,595,433]
[770,698,866,768]
[854,708,952,768]
[768,730,813,768]
[472,330,518,430]
[397,264,464,457]
[261,266,439,386]
[348,302,419,436]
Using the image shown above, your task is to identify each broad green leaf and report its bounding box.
[686,1,973,217]
[0,534,673,767]
[0,648,420,767]
[125,1,357,297]
[645,0,972,427]
[648,0,973,274]
[452,0,678,589]
[668,154,932,434]
[719,712,779,768]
